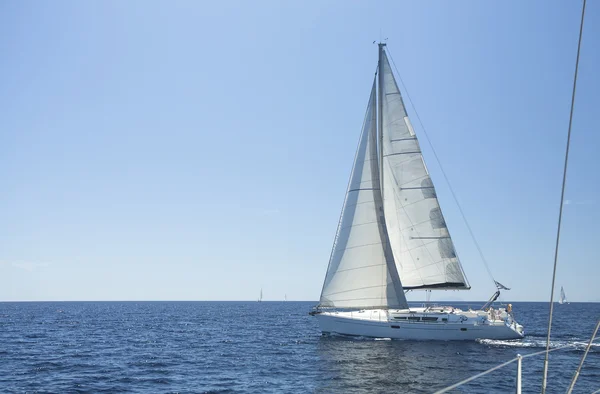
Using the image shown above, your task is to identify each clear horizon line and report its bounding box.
[0,300,595,303]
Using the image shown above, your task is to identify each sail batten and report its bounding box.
[379,49,470,291]
[318,79,408,310]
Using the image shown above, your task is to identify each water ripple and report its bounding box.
[0,301,598,393]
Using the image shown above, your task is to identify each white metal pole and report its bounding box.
[515,354,522,394]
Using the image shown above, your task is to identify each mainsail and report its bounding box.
[379,49,470,290]
[318,80,409,310]
[319,45,471,310]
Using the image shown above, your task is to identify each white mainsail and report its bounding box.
[319,80,408,310]
[379,51,469,290]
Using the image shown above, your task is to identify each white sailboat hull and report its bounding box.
[315,307,525,341]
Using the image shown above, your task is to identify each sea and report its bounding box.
[0,301,598,393]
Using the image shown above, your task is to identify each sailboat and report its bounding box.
[310,43,524,340]
[559,286,568,304]
[258,288,263,303]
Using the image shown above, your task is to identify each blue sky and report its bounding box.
[1,1,598,302]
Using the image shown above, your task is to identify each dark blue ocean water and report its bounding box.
[0,301,598,393]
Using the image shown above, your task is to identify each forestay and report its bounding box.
[379,51,470,290]
[319,80,409,309]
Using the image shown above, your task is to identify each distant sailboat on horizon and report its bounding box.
[258,288,263,303]
[559,286,569,304]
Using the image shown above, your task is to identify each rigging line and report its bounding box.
[385,48,496,288]
[541,1,586,392]
[433,357,520,394]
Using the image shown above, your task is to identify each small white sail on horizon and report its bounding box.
[559,286,568,304]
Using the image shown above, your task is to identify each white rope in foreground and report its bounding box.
[433,338,600,394]
[542,0,587,391]
[433,357,518,394]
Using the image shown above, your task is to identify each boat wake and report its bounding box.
[477,337,599,351]
[323,332,394,341]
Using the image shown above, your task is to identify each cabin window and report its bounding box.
[460,328,467,331]
[442,318,448,322]
[391,325,400,329]
[421,317,438,322]
[408,316,421,321]
[394,316,408,320]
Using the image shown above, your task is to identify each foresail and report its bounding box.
[379,51,469,290]
[319,80,408,309]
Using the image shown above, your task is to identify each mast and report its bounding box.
[378,43,385,196]
[375,42,407,308]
